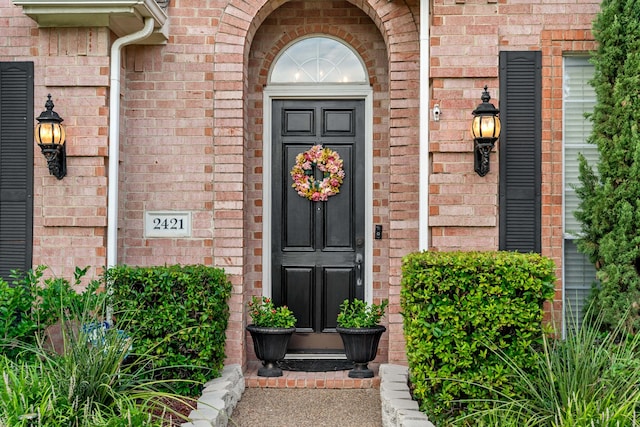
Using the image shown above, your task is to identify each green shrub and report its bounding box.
[0,268,193,426]
[575,0,640,334]
[401,251,555,423]
[107,264,232,396]
[0,271,39,356]
[454,309,640,426]
[0,266,102,360]
[0,354,174,427]
[34,266,103,328]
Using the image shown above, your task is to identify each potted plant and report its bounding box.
[336,298,388,378]
[246,296,297,377]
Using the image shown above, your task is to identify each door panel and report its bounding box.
[272,99,365,353]
[283,266,314,332]
[323,267,352,330]
[324,147,353,249]
[283,145,314,250]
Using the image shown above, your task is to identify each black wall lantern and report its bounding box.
[35,94,66,179]
[471,86,501,177]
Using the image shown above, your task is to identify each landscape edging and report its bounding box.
[181,364,244,427]
[379,364,435,427]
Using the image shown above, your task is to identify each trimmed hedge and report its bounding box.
[401,251,555,422]
[107,264,232,396]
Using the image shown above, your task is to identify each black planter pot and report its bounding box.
[336,325,386,378]
[247,324,295,377]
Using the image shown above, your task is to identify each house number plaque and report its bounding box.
[144,211,191,238]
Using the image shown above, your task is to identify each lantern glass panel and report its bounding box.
[471,115,501,139]
[35,123,65,145]
[55,124,66,145]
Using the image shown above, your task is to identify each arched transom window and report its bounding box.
[270,37,367,84]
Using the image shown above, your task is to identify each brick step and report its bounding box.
[244,362,381,389]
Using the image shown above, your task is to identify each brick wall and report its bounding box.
[430,0,599,251]
[4,0,420,367]
[0,4,112,282]
[430,0,600,325]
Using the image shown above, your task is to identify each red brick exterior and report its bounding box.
[1,0,600,370]
[429,1,598,326]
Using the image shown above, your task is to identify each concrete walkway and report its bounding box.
[181,364,434,427]
[229,388,382,426]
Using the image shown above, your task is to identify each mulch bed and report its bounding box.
[153,396,198,426]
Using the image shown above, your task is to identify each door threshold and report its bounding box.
[284,353,347,360]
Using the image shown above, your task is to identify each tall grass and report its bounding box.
[453,310,640,426]
[0,275,198,426]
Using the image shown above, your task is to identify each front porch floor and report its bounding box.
[244,361,381,389]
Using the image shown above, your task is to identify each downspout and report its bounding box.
[105,18,154,323]
[419,0,430,250]
[106,17,155,270]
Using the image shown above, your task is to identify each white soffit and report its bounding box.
[12,0,168,44]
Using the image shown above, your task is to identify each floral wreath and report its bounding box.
[290,144,345,201]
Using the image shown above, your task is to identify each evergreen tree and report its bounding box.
[575,0,640,333]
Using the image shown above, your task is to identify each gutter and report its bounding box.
[11,0,168,41]
[419,0,430,250]
[106,17,155,270]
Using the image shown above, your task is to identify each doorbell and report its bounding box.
[432,104,441,121]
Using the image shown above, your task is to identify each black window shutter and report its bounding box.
[499,51,541,253]
[0,62,34,281]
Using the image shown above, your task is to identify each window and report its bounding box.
[563,56,598,330]
[270,37,367,84]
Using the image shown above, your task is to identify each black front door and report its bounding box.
[272,99,365,353]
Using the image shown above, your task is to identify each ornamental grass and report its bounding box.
[452,308,640,427]
[0,268,201,426]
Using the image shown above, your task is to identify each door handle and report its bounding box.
[355,253,363,288]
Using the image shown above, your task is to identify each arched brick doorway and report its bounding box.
[246,1,390,361]
[212,0,420,367]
